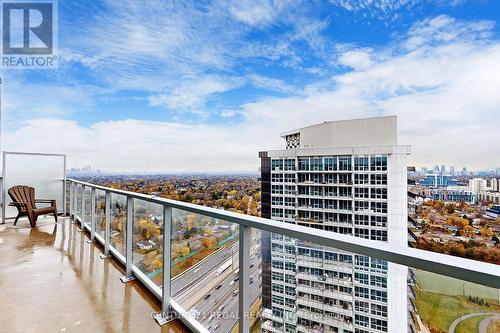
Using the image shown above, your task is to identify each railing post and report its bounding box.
[78,185,85,232]
[154,205,174,325]
[100,191,111,259]
[121,196,136,283]
[69,182,73,218]
[239,225,251,333]
[87,188,96,244]
[71,183,78,223]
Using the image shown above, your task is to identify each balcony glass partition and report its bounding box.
[95,190,106,237]
[2,152,66,222]
[170,207,241,333]
[132,199,164,287]
[66,179,500,333]
[110,193,127,255]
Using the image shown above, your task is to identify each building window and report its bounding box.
[272,272,284,282]
[355,201,370,212]
[371,201,387,213]
[371,318,388,331]
[272,261,284,270]
[284,159,295,171]
[272,184,283,194]
[371,230,387,241]
[272,283,284,294]
[371,304,388,317]
[355,286,369,299]
[355,300,369,313]
[338,156,352,171]
[354,174,369,185]
[272,159,283,171]
[284,174,296,183]
[324,157,337,171]
[271,208,283,218]
[355,228,370,239]
[272,197,284,206]
[354,156,369,171]
[355,314,370,327]
[284,185,295,195]
[272,173,283,182]
[371,289,387,302]
[370,174,387,185]
[371,258,388,271]
[311,157,323,171]
[298,158,309,171]
[371,216,387,227]
[355,255,370,268]
[354,215,370,226]
[371,188,387,199]
[355,272,369,284]
[371,276,387,288]
[355,188,369,199]
[370,156,387,171]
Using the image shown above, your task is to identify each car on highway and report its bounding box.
[233,290,239,296]
[234,277,239,282]
[214,324,220,330]
[229,280,235,286]
[215,284,222,290]
[204,293,211,299]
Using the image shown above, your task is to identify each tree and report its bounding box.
[181,246,190,257]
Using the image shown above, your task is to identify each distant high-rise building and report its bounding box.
[490,178,499,192]
[420,174,457,187]
[496,168,500,177]
[440,165,446,175]
[259,116,409,333]
[462,167,468,176]
[469,178,487,195]
[433,165,440,174]
[450,166,455,176]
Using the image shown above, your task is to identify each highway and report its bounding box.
[172,230,262,333]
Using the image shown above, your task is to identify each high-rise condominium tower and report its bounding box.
[260,116,410,333]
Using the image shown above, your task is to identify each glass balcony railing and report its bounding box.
[66,178,500,333]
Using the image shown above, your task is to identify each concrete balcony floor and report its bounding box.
[0,216,189,333]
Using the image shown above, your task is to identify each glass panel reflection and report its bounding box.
[109,193,126,254]
[132,199,164,287]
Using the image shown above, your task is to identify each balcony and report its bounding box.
[1,155,500,333]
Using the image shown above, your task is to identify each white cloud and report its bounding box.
[339,50,374,70]
[330,0,418,20]
[247,74,300,94]
[4,15,500,171]
[225,0,283,27]
[148,76,241,112]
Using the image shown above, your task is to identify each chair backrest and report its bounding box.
[8,185,36,210]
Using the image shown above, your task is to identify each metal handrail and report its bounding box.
[68,178,500,288]
[67,178,500,333]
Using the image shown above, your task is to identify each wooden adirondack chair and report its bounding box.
[8,185,58,228]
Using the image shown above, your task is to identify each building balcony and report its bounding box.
[296,297,353,316]
[1,152,500,333]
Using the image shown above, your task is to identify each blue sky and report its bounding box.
[2,0,500,171]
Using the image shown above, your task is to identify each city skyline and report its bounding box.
[1,1,500,171]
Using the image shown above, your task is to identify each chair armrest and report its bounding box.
[9,201,29,207]
[35,199,56,203]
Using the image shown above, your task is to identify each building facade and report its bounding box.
[469,178,487,195]
[429,186,477,203]
[420,174,457,187]
[260,116,410,333]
